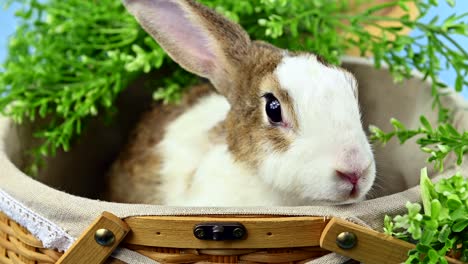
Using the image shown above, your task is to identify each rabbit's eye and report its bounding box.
[263,93,283,124]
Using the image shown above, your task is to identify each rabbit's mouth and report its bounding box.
[320,194,366,206]
[300,181,372,206]
[350,185,359,198]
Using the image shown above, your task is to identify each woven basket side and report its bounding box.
[0,212,62,264]
[126,244,330,263]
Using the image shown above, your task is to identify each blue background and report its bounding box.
[1,2,467,97]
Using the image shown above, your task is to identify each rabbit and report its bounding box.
[106,0,377,206]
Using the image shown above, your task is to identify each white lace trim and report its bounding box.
[0,188,74,252]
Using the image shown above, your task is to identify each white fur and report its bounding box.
[258,55,376,204]
[158,93,296,206]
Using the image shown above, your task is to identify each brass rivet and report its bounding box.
[336,232,357,249]
[95,228,115,246]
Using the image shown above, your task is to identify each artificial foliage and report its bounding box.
[384,168,468,263]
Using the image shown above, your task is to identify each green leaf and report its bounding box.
[420,228,435,245]
[416,243,431,253]
[438,224,450,242]
[446,194,462,210]
[446,0,456,7]
[427,249,439,263]
[437,144,450,154]
[452,218,468,232]
[409,222,422,240]
[455,75,463,91]
[289,20,299,37]
[430,199,442,219]
[450,207,467,220]
[420,168,434,215]
[384,215,394,235]
[445,124,460,137]
[425,218,439,230]
[391,118,406,131]
[420,116,433,132]
[398,2,410,12]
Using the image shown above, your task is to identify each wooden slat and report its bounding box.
[320,218,463,264]
[124,216,329,249]
[57,212,130,264]
[320,217,415,264]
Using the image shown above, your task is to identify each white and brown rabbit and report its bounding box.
[106,0,376,206]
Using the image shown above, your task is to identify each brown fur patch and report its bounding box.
[208,121,226,144]
[259,74,299,131]
[223,42,295,168]
[315,54,330,66]
[105,84,213,203]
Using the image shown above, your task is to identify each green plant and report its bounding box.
[371,116,468,172]
[384,168,468,263]
[0,0,196,173]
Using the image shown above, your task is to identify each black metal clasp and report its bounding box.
[193,222,246,241]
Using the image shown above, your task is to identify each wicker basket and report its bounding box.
[1,211,464,264]
[0,212,62,264]
[0,211,407,264]
[3,52,468,263]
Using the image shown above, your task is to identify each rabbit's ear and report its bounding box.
[124,0,251,101]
